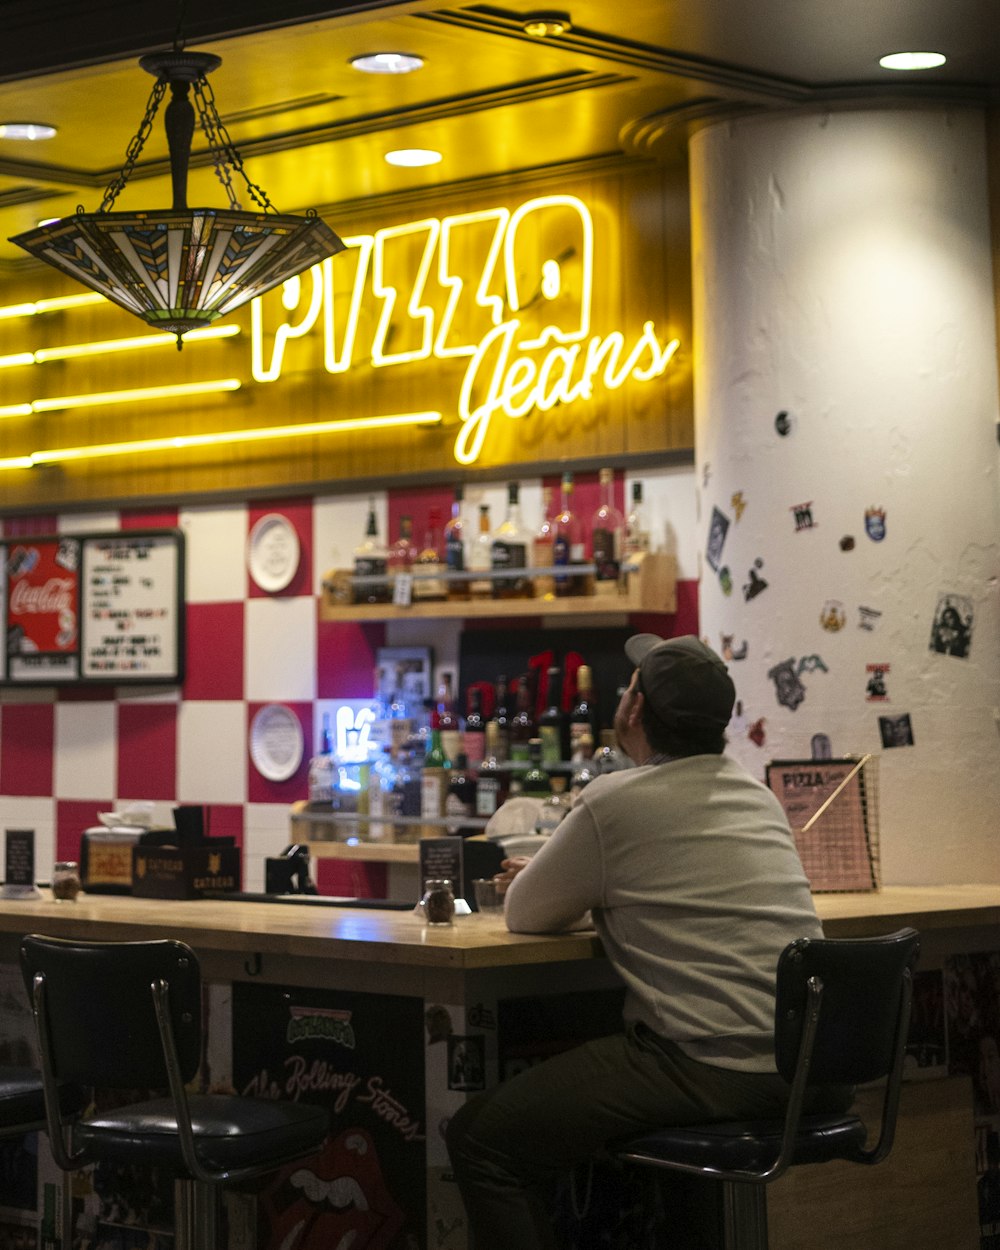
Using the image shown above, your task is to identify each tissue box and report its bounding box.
[132,842,241,900]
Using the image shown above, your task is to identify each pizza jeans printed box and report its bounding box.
[132,842,241,899]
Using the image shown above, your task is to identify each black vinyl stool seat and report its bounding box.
[21,934,330,1249]
[616,927,920,1250]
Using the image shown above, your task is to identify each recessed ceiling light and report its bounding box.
[350,52,424,74]
[0,122,57,141]
[522,13,571,37]
[385,148,442,167]
[879,51,947,71]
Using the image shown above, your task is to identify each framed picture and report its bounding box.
[376,645,433,716]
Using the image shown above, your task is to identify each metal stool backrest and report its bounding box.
[20,934,201,1090]
[772,926,920,1173]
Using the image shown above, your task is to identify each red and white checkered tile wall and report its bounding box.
[0,467,698,896]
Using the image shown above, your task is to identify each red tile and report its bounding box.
[316,858,387,899]
[317,620,385,699]
[117,702,177,801]
[0,703,54,795]
[387,484,453,553]
[203,803,244,850]
[630,576,699,640]
[247,701,312,805]
[57,799,111,863]
[2,516,57,538]
[247,499,313,599]
[121,508,178,530]
[183,602,245,700]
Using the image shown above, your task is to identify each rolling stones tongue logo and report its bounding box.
[260,1128,403,1250]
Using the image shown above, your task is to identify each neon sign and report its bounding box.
[251,195,680,464]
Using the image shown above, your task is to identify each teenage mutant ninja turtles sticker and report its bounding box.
[929,593,972,658]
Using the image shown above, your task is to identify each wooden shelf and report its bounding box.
[290,802,470,862]
[320,551,676,622]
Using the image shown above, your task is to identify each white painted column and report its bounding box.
[690,107,1000,886]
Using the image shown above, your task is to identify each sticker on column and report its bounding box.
[703,462,712,486]
[839,535,855,552]
[790,501,816,531]
[878,713,914,747]
[719,633,747,661]
[706,507,729,571]
[797,654,828,675]
[865,507,886,542]
[731,491,747,521]
[447,1036,486,1092]
[768,658,805,710]
[820,600,846,632]
[858,605,882,631]
[730,700,748,736]
[811,733,833,760]
[929,593,972,658]
[865,663,890,701]
[743,558,768,601]
[748,717,767,746]
[774,410,793,436]
[718,565,733,596]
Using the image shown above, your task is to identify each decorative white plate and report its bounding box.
[247,513,300,592]
[250,704,305,781]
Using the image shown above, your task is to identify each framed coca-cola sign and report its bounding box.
[2,529,184,685]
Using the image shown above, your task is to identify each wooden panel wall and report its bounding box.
[0,160,692,512]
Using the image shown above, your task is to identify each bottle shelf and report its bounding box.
[289,802,483,861]
[320,550,676,621]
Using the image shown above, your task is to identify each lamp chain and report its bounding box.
[99,78,169,213]
[193,76,277,215]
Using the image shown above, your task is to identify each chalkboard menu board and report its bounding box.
[2,528,185,685]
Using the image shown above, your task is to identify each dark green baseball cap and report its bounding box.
[624,633,735,729]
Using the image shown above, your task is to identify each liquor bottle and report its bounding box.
[462,685,486,767]
[353,497,391,604]
[444,484,470,601]
[593,727,629,774]
[592,467,625,583]
[569,664,596,760]
[521,738,550,797]
[538,665,566,765]
[414,508,447,601]
[533,485,556,599]
[468,504,493,600]
[388,515,417,587]
[553,471,585,597]
[393,746,423,844]
[476,721,510,818]
[445,753,479,835]
[535,775,571,835]
[489,675,512,762]
[625,481,650,556]
[509,676,536,764]
[436,673,463,763]
[307,713,335,806]
[368,745,399,842]
[491,482,533,599]
[420,714,452,835]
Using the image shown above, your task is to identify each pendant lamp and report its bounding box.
[10,50,345,347]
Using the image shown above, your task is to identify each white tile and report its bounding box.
[0,799,55,879]
[244,803,296,891]
[313,491,383,592]
[626,465,698,579]
[245,596,317,702]
[54,702,116,799]
[178,503,249,603]
[57,511,120,534]
[176,701,247,803]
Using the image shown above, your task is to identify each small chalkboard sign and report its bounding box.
[3,828,41,899]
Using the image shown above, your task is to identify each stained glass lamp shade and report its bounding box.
[10,50,345,346]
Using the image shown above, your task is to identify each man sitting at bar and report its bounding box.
[446,633,850,1249]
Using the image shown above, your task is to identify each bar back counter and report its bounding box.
[0,884,992,1248]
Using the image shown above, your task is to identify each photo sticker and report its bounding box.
[929,593,972,658]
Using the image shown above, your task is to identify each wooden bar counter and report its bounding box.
[0,884,992,1249]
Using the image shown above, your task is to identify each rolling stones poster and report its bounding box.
[231,982,427,1250]
[5,537,80,681]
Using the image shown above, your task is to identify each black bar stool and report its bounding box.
[616,927,920,1249]
[20,934,331,1250]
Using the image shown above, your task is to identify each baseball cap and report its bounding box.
[624,633,735,730]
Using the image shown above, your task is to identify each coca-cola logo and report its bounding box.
[9,577,74,615]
